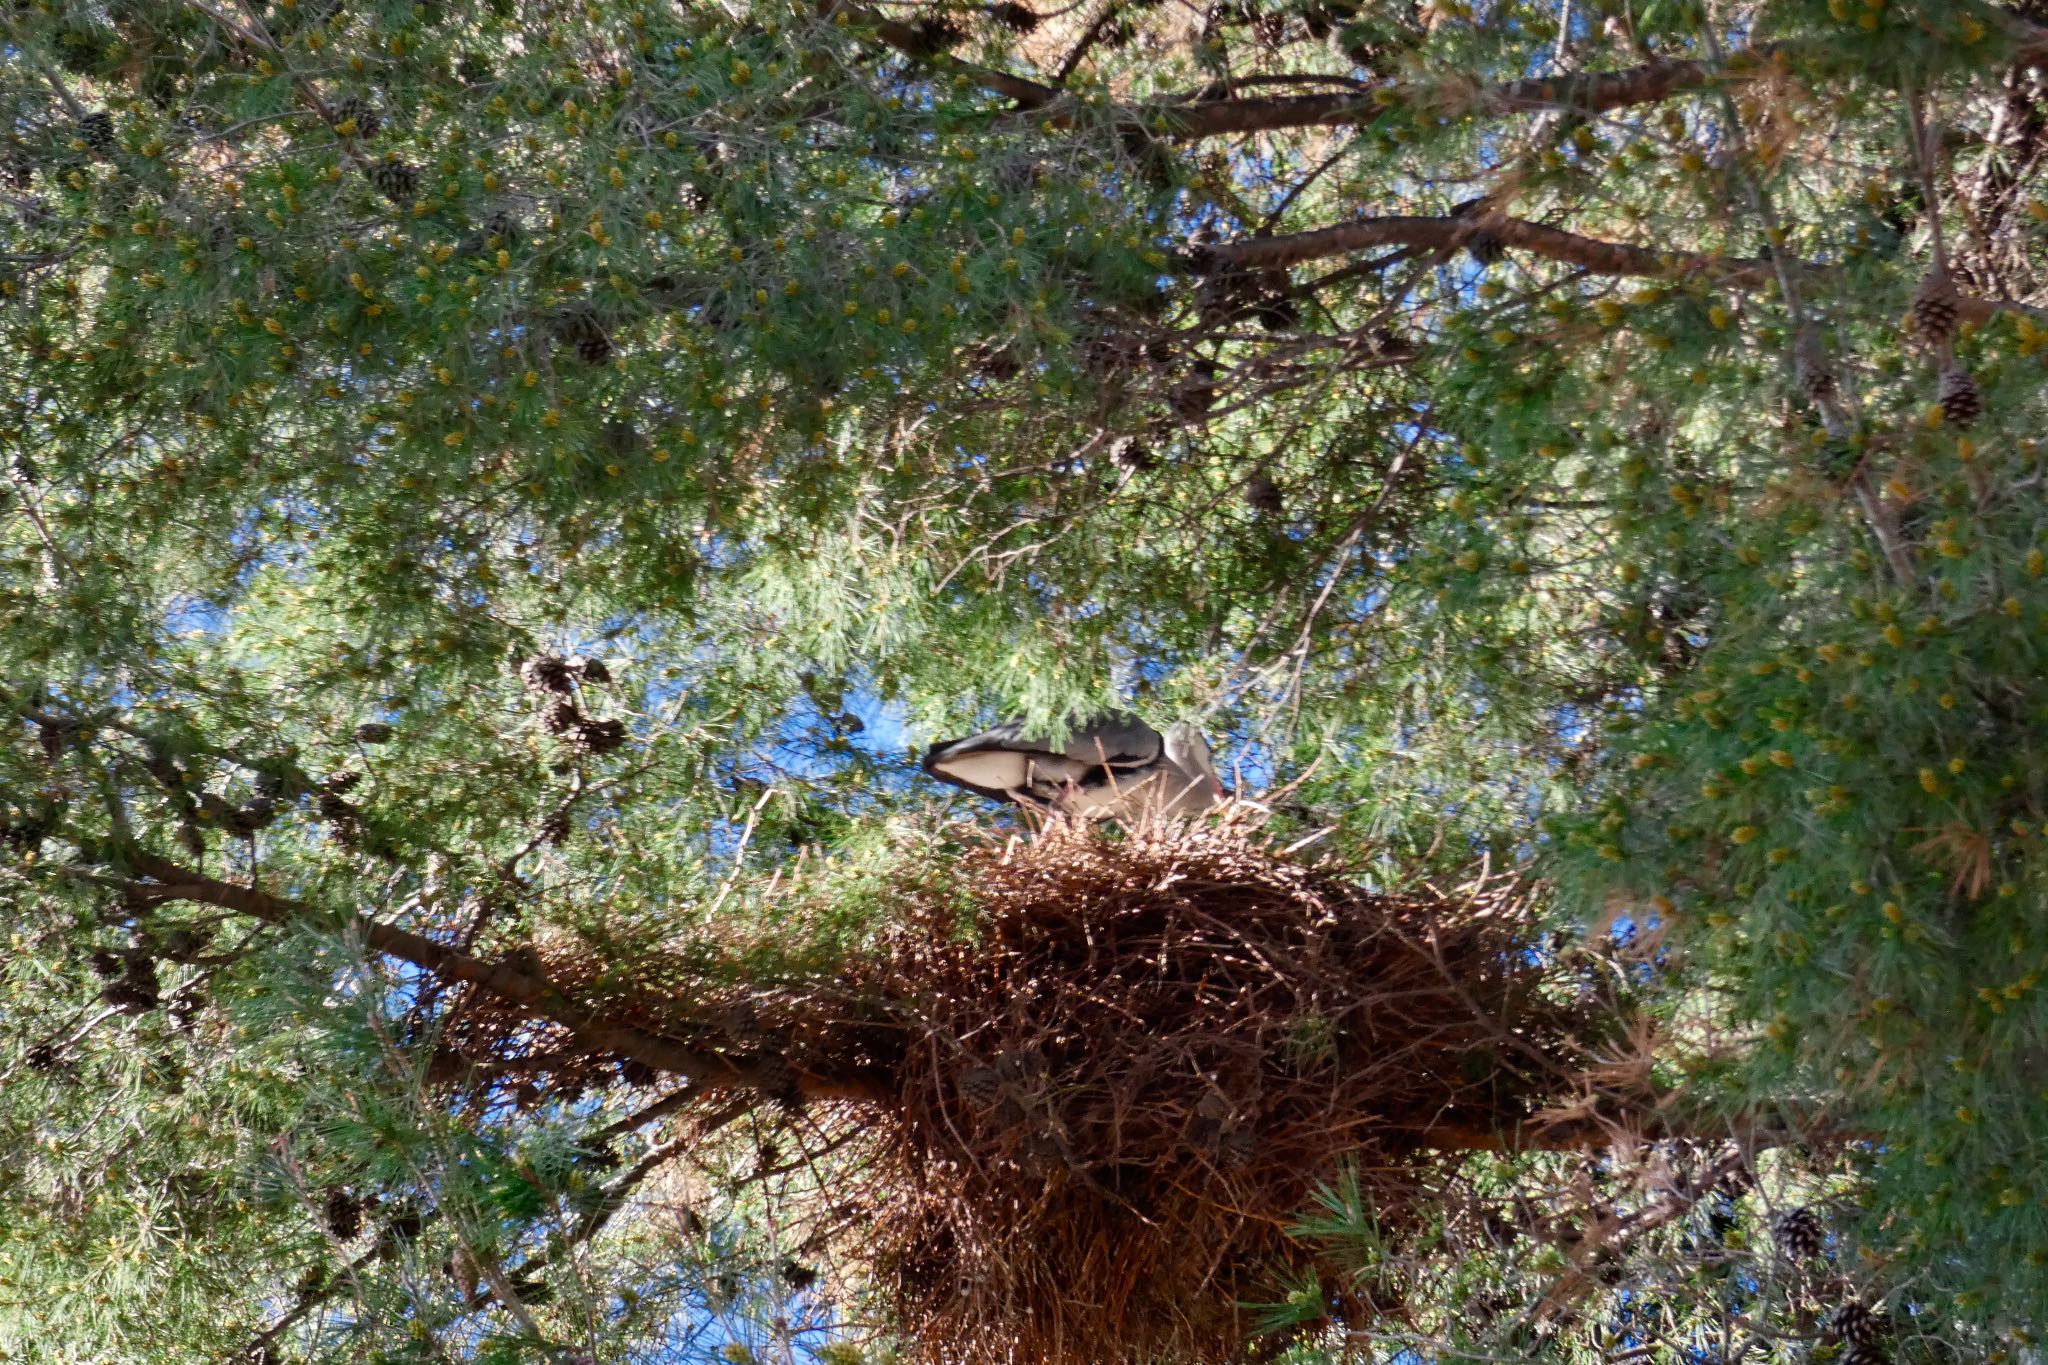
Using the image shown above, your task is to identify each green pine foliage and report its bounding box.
[4,0,2048,1358]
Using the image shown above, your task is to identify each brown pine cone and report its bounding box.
[1794,327,1837,405]
[540,695,580,735]
[521,654,576,694]
[1909,268,1960,346]
[1833,1300,1889,1347]
[1937,365,1981,428]
[1772,1205,1825,1258]
[369,158,418,204]
[571,717,627,754]
[959,1066,1002,1107]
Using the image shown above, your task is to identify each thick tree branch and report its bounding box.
[1190,213,2046,333]
[1189,213,1771,284]
[1155,55,1718,139]
[1955,292,2048,327]
[819,0,1728,166]
[815,0,1057,108]
[118,851,891,1104]
[1148,26,2048,141]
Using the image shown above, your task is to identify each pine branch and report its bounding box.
[1530,1145,1752,1322]
[451,1105,749,1318]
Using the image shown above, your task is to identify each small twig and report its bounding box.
[28,53,91,122]
[1905,82,1949,276]
[704,783,777,920]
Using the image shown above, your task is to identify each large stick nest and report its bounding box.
[837,821,1599,1365]
[443,819,1617,1365]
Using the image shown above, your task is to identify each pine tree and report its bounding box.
[3,0,2045,1361]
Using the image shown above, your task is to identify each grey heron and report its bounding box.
[922,713,1226,821]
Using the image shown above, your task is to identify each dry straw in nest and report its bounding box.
[437,818,1621,1365]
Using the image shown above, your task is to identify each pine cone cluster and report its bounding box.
[1171,358,1218,421]
[902,15,966,55]
[316,790,361,824]
[1244,474,1285,515]
[35,716,75,762]
[220,794,276,836]
[0,811,49,854]
[1832,1300,1890,1365]
[1111,436,1157,473]
[1451,198,1506,266]
[1714,1157,1755,1199]
[1937,365,1981,428]
[1250,289,1300,332]
[1833,1300,1888,1347]
[524,657,628,752]
[316,770,366,844]
[1772,1205,1825,1259]
[1794,327,1837,405]
[554,309,614,366]
[1909,268,1960,346]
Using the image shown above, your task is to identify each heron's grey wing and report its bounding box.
[1057,712,1162,769]
[923,722,1099,804]
[922,747,1034,801]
